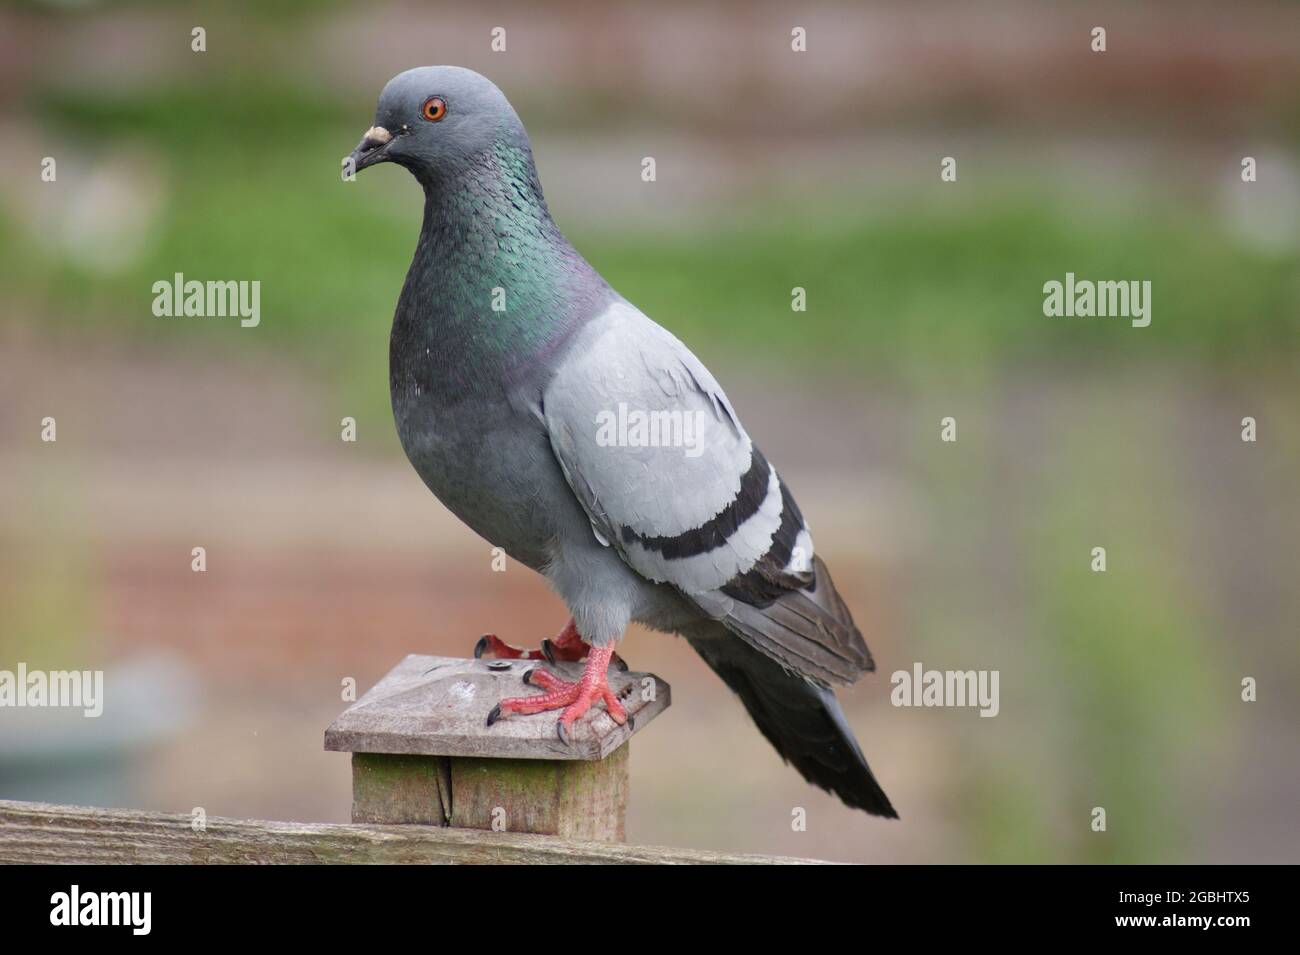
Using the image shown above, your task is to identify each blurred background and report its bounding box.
[1,0,1298,863]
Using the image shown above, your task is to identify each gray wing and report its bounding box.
[542,301,873,685]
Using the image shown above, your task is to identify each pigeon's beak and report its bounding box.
[345,126,394,175]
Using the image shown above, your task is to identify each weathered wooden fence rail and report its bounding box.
[0,653,825,864]
[0,800,819,864]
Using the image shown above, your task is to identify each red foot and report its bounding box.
[489,646,630,742]
[474,619,586,663]
[474,619,628,670]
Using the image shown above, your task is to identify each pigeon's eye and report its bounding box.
[422,97,447,122]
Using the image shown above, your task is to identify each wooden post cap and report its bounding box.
[325,654,672,761]
[325,654,672,841]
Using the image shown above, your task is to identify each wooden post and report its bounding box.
[324,654,670,843]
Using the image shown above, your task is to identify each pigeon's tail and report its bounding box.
[684,627,898,819]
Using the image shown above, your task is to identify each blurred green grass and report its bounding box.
[3,82,1297,441]
[900,386,1237,862]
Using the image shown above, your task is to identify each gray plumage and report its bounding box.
[348,66,896,817]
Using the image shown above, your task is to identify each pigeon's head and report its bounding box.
[346,66,525,184]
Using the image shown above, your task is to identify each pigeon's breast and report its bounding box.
[391,388,580,572]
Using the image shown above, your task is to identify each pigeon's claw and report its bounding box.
[473,618,592,663]
[493,646,627,737]
[540,621,629,670]
[474,633,545,660]
[540,618,587,663]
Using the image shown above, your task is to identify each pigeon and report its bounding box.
[347,66,897,818]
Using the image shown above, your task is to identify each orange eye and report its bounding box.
[422,97,447,122]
